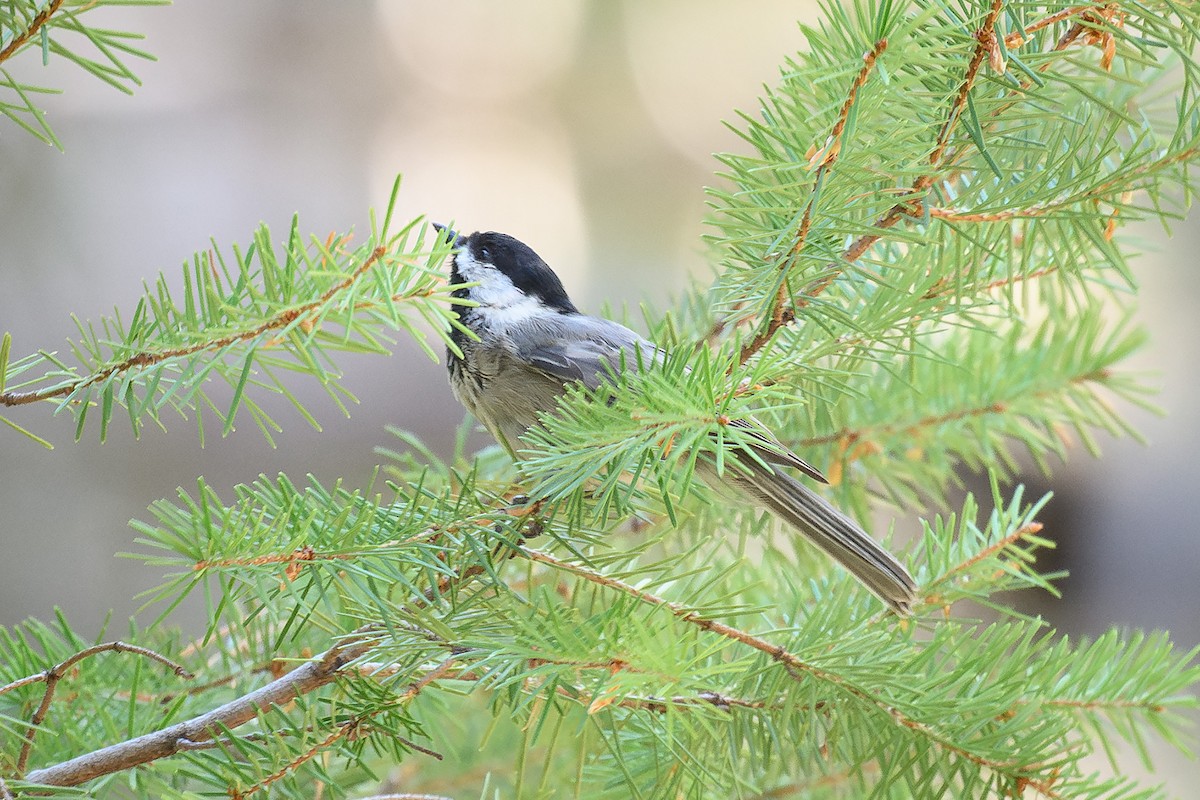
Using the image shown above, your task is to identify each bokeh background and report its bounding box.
[2,0,1197,791]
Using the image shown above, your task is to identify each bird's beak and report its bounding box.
[432,222,465,249]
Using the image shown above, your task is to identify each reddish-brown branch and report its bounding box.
[595,689,782,715]
[798,366,1110,454]
[1044,697,1167,713]
[838,0,1006,271]
[927,143,1199,228]
[750,762,883,798]
[7,641,193,775]
[1004,4,1100,48]
[930,522,1045,594]
[0,244,388,409]
[921,266,1060,302]
[737,39,887,367]
[0,0,65,64]
[519,547,1041,781]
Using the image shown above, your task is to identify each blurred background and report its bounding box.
[1,0,1197,790]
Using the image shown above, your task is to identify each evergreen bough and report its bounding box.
[2,1,1199,797]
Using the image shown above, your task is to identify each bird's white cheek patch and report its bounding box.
[482,295,545,330]
[455,251,535,314]
[473,277,528,310]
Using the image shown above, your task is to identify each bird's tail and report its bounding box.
[704,460,917,614]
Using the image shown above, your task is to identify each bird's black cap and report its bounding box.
[458,230,579,315]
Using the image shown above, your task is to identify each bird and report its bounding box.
[435,224,917,614]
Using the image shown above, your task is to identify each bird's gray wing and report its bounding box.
[515,315,662,390]
[515,314,827,482]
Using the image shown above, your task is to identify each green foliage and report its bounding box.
[3,1,1200,798]
[0,177,463,447]
[0,0,168,148]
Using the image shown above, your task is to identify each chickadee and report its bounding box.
[437,225,917,614]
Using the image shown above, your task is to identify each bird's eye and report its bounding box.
[479,246,492,261]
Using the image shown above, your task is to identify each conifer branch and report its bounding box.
[517,547,1049,785]
[797,365,1110,451]
[1005,4,1106,47]
[6,641,194,775]
[933,521,1045,587]
[737,38,888,366]
[0,245,387,409]
[0,0,65,64]
[929,145,1200,225]
[840,0,1005,266]
[753,764,883,799]
[234,656,456,800]
[5,3,1199,796]
[21,628,378,787]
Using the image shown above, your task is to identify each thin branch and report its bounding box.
[585,688,785,715]
[236,656,458,799]
[796,364,1109,453]
[0,244,388,409]
[935,522,1045,586]
[21,627,378,787]
[241,719,367,797]
[1004,4,1103,48]
[1043,697,1167,712]
[928,145,1199,231]
[737,39,887,367]
[18,505,520,789]
[192,521,452,575]
[177,726,443,761]
[733,0,1005,359]
[10,641,194,775]
[839,0,1005,267]
[516,547,1047,784]
[0,0,65,64]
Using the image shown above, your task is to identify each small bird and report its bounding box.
[437,225,917,614]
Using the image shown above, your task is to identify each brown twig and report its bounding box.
[0,244,388,409]
[838,0,1006,269]
[0,0,65,64]
[928,144,1200,228]
[936,522,1045,586]
[21,627,378,787]
[591,689,784,715]
[919,522,1048,612]
[239,719,366,799]
[0,641,192,700]
[9,641,194,775]
[734,0,1006,361]
[1004,4,1098,47]
[176,725,443,761]
[235,656,456,800]
[1043,697,1167,712]
[797,365,1109,457]
[19,499,527,789]
[737,39,887,367]
[517,547,1045,783]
